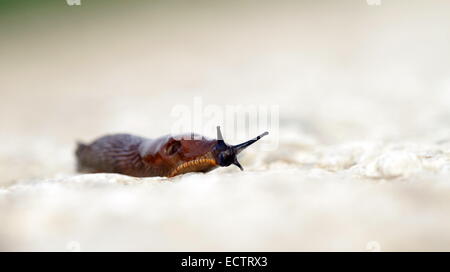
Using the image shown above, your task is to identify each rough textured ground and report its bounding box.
[1,0,450,251]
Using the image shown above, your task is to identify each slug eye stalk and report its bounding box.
[214,126,269,171]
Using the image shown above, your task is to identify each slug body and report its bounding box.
[76,127,268,178]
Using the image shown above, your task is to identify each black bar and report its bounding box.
[0,252,448,270]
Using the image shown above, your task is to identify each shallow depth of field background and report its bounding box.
[2,0,450,251]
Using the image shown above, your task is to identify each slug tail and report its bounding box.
[76,142,87,156]
[75,141,90,172]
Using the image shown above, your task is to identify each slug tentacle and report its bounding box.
[75,126,268,178]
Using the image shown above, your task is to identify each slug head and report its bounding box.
[147,127,268,177]
[213,126,269,171]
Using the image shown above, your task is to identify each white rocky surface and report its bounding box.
[1,1,450,251]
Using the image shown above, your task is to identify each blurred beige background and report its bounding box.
[1,0,450,251]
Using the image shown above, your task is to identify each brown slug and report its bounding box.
[76,126,268,178]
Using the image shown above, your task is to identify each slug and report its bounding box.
[75,126,268,178]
